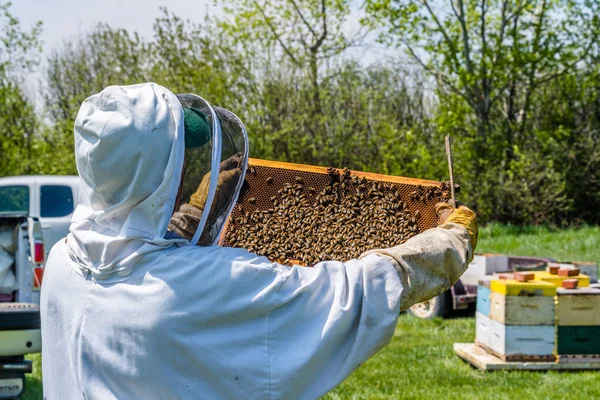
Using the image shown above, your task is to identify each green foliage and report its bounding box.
[3,1,600,225]
[365,0,600,224]
[0,1,44,177]
[478,223,600,263]
[0,1,42,79]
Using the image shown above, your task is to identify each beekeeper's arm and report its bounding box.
[265,203,476,398]
[359,203,477,311]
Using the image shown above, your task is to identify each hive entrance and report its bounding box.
[221,159,451,266]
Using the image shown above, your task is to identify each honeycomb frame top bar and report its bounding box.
[247,158,441,187]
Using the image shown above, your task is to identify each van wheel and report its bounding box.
[408,291,452,319]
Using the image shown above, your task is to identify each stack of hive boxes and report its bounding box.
[476,273,557,361]
[556,288,600,359]
[549,266,600,360]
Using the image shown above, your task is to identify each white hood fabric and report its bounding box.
[41,83,471,399]
[67,83,187,280]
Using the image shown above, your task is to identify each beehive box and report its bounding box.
[222,159,451,266]
[557,288,600,326]
[489,292,555,326]
[534,271,590,288]
[488,319,555,360]
[490,279,557,297]
[557,326,600,355]
[476,281,491,316]
[475,312,492,348]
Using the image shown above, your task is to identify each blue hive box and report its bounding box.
[477,282,491,316]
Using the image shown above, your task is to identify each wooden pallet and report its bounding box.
[454,343,600,371]
[475,341,556,362]
[559,354,600,363]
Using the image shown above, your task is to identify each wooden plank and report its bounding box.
[454,343,600,371]
[559,354,600,363]
[557,294,600,326]
[247,158,442,187]
[478,341,556,362]
[489,292,555,325]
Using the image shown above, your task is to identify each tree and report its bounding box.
[366,0,599,147]
[149,8,241,103]
[365,0,600,222]
[0,1,42,177]
[219,0,364,113]
[44,23,149,124]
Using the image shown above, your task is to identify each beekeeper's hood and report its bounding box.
[67,83,248,281]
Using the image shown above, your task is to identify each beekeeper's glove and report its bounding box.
[189,154,243,211]
[435,201,478,251]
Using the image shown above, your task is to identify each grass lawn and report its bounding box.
[23,225,600,399]
[324,316,600,400]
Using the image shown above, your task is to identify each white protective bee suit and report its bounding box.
[41,82,474,400]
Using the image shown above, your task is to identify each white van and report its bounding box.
[0,175,80,259]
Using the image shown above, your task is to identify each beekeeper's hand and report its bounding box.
[189,153,243,211]
[435,201,478,250]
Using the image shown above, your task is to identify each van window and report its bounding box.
[40,185,74,218]
[0,185,30,215]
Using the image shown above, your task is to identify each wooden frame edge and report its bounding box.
[248,158,442,187]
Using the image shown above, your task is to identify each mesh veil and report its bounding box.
[166,94,248,246]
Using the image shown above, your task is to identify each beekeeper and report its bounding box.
[41,82,477,400]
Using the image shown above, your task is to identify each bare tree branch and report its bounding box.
[252,0,301,66]
[400,36,475,108]
[480,0,489,114]
[289,0,318,38]
[456,0,474,75]
[421,0,462,69]
[492,0,509,66]
[311,0,328,52]
[519,0,547,138]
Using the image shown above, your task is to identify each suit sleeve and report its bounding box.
[265,222,471,399]
[359,222,472,311]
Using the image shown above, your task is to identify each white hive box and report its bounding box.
[488,319,555,359]
[475,312,491,348]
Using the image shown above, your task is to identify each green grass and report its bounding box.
[324,315,600,400]
[22,353,42,400]
[477,223,600,263]
[23,225,600,399]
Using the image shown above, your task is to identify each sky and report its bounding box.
[9,0,224,102]
[9,0,392,102]
[10,0,222,51]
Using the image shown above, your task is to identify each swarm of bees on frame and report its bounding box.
[225,166,451,266]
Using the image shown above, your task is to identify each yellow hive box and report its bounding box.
[490,279,557,297]
[534,272,590,288]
